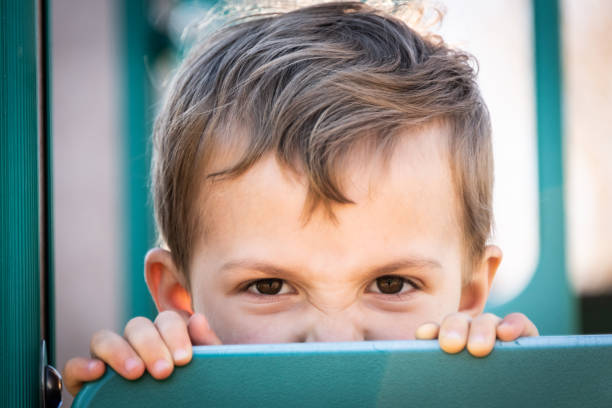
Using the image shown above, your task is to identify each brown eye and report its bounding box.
[254,279,284,295]
[376,275,405,294]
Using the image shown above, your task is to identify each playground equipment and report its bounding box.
[1,0,610,406]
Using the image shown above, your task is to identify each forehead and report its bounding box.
[194,124,461,272]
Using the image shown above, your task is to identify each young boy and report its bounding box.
[64,1,538,396]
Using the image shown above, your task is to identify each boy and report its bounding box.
[64,1,538,396]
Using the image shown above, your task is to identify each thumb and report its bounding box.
[188,313,222,345]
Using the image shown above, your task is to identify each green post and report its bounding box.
[0,0,52,405]
[119,0,157,322]
[488,0,576,334]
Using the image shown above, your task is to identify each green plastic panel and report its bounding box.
[487,0,575,335]
[73,335,612,407]
[119,0,157,322]
[0,0,42,406]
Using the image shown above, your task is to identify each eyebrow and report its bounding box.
[219,257,442,278]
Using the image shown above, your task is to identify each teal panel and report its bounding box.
[487,0,576,334]
[0,0,42,406]
[119,0,157,322]
[74,335,612,407]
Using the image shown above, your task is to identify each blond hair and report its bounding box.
[152,1,493,282]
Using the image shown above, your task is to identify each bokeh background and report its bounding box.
[52,0,611,405]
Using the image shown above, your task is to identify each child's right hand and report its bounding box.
[63,311,221,396]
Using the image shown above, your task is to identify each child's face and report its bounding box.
[154,125,501,344]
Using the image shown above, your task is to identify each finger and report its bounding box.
[90,329,145,380]
[188,313,222,345]
[63,357,105,396]
[438,313,471,354]
[155,311,192,366]
[467,313,502,357]
[496,312,539,341]
[415,322,439,340]
[124,316,174,379]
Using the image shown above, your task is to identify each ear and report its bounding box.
[144,248,193,320]
[458,245,502,317]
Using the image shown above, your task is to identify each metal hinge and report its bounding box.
[40,340,63,408]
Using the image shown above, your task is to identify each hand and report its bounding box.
[414,312,539,357]
[63,311,221,396]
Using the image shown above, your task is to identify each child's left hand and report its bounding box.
[415,312,538,357]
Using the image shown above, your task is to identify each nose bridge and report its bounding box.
[305,307,364,342]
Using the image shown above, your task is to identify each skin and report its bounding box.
[63,125,538,395]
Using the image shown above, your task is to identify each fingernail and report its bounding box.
[88,360,101,371]
[173,349,189,362]
[470,334,486,344]
[153,359,171,375]
[443,330,462,340]
[124,357,140,373]
[415,323,435,338]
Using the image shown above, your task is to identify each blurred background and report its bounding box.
[51,0,611,404]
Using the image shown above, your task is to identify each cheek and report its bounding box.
[365,315,421,340]
[193,296,302,344]
[439,271,464,315]
[364,297,459,340]
[365,274,465,340]
[217,313,302,344]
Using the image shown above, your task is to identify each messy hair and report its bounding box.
[152,1,493,283]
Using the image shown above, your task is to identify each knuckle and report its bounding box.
[158,315,189,345]
[461,313,473,323]
[90,330,111,352]
[453,312,471,321]
[126,327,153,347]
[472,313,498,328]
[440,313,456,325]
[481,313,499,321]
[63,359,78,378]
[160,309,180,320]
[155,310,181,327]
[506,312,526,321]
[442,312,470,328]
[124,316,152,335]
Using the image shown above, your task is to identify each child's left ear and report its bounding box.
[144,248,194,320]
[458,245,502,316]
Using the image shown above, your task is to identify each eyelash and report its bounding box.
[366,275,419,296]
[244,278,293,296]
[242,275,420,297]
